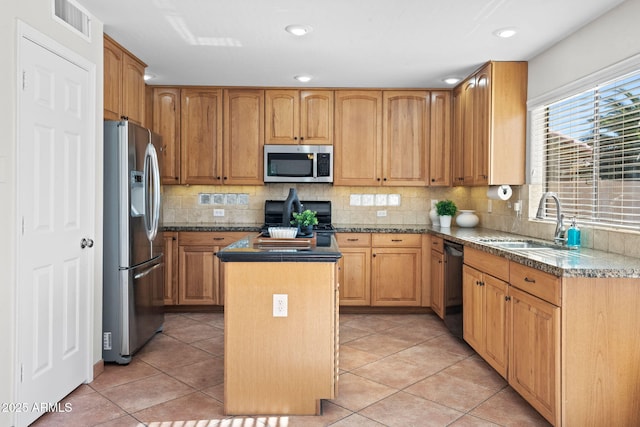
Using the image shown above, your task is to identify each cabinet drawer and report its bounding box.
[430,236,443,253]
[178,231,246,246]
[372,233,422,247]
[464,246,509,282]
[510,262,561,306]
[337,233,371,247]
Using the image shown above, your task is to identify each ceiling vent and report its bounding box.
[54,0,91,39]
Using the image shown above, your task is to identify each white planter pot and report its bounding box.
[456,210,479,228]
[439,215,452,228]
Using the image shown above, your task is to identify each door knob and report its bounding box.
[81,238,94,249]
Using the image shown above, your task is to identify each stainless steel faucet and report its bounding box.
[536,192,566,245]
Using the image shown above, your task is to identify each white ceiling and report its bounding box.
[77,0,625,88]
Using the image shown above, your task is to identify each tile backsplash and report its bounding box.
[163,183,640,257]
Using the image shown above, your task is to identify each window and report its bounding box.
[531,69,640,230]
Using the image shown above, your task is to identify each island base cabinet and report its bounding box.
[223,262,337,415]
[509,287,560,426]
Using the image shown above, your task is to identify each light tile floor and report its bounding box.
[33,312,551,426]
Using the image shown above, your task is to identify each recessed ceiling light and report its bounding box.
[144,73,156,81]
[443,77,461,85]
[285,25,312,36]
[294,75,313,83]
[494,28,517,38]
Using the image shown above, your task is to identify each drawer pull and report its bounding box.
[213,237,225,241]
[347,238,359,241]
[524,277,536,283]
[391,239,403,242]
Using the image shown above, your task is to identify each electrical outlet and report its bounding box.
[377,210,387,217]
[273,294,288,317]
[213,209,225,217]
[514,201,522,212]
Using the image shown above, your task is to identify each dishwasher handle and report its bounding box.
[444,242,464,257]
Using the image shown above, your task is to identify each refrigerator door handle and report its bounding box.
[134,261,164,280]
[143,134,161,242]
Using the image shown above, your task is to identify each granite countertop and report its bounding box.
[426,225,640,279]
[216,233,342,263]
[163,222,640,278]
[163,223,262,232]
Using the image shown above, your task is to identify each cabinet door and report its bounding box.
[462,265,483,352]
[122,53,146,125]
[163,232,178,305]
[509,287,560,426]
[265,90,299,144]
[451,85,464,186]
[483,274,508,378]
[334,90,383,186]
[473,64,490,185]
[103,36,122,121]
[223,89,264,185]
[430,249,444,318]
[178,244,218,305]
[300,90,333,144]
[372,247,421,306]
[383,91,430,186]
[461,79,475,185]
[338,247,371,306]
[153,87,181,184]
[429,91,451,186]
[181,88,223,184]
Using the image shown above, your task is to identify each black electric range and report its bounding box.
[261,200,336,246]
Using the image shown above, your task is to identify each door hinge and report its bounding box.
[20,364,24,382]
[21,217,25,235]
[22,70,27,90]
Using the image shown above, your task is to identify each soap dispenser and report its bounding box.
[567,217,581,249]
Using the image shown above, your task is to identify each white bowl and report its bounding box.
[268,227,298,238]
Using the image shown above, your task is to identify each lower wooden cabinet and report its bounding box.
[163,231,178,304]
[429,236,445,318]
[337,233,423,307]
[509,286,560,425]
[463,247,509,378]
[336,233,371,306]
[173,231,245,306]
[371,233,422,306]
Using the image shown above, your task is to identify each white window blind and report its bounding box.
[531,69,640,229]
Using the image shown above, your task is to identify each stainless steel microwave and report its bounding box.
[264,145,333,183]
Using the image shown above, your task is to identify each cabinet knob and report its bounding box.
[300,136,304,141]
[383,177,387,181]
[431,178,435,182]
[294,136,298,140]
[505,296,511,301]
[377,178,381,181]
[373,253,377,257]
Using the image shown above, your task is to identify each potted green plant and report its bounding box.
[435,200,457,228]
[291,209,318,236]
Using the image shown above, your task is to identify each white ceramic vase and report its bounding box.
[439,215,452,228]
[456,210,479,228]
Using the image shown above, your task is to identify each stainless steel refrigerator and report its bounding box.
[103,120,164,364]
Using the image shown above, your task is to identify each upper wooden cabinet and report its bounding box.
[334,90,432,187]
[265,90,333,145]
[429,91,451,186]
[334,90,383,186]
[223,89,265,185]
[452,61,527,186]
[103,35,146,125]
[152,87,181,184]
[180,88,223,185]
[383,91,430,186]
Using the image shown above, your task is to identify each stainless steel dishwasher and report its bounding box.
[443,241,464,339]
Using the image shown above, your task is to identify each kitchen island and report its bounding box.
[216,233,341,415]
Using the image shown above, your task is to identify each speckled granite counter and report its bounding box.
[216,233,342,263]
[162,223,262,232]
[424,226,640,279]
[164,223,640,278]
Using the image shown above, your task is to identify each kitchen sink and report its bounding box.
[477,238,563,250]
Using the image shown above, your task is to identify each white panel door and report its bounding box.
[16,35,93,426]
